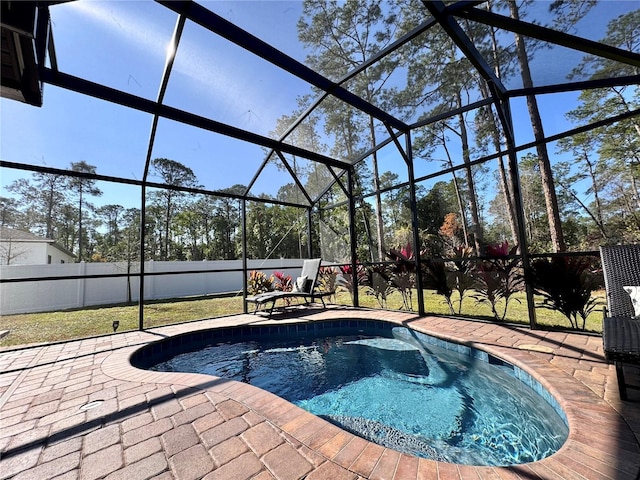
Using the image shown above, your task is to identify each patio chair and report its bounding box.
[245,258,328,316]
[600,244,640,400]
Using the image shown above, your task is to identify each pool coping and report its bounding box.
[100,309,640,479]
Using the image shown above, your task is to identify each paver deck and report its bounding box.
[1,307,639,479]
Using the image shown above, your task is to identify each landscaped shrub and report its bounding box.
[273,271,292,292]
[337,263,367,303]
[530,256,601,330]
[422,258,454,314]
[471,241,523,321]
[365,264,394,309]
[248,270,274,295]
[317,266,338,303]
[387,242,421,311]
[448,245,475,314]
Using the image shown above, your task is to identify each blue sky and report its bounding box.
[0,0,636,211]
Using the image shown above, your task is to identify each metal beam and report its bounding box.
[275,151,313,206]
[241,198,248,313]
[40,68,351,171]
[158,0,409,132]
[138,184,146,330]
[307,208,313,258]
[455,6,640,68]
[405,130,425,316]
[277,17,437,147]
[384,123,410,166]
[311,166,348,205]
[423,1,507,97]
[142,13,186,182]
[409,98,493,130]
[347,168,359,307]
[252,16,437,179]
[0,160,314,209]
[507,75,640,98]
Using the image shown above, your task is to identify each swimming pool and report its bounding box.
[135,320,568,466]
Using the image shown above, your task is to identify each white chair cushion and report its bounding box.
[623,286,640,317]
[293,275,308,293]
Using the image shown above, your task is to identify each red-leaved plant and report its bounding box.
[471,241,523,321]
[273,271,292,292]
[337,263,367,303]
[386,242,422,311]
[448,245,475,314]
[272,270,293,306]
[365,264,394,309]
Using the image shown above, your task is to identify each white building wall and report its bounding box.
[0,240,74,265]
[0,258,305,315]
[45,244,75,264]
[1,241,47,265]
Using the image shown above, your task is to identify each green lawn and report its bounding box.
[0,289,604,348]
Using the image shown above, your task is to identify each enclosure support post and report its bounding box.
[497,97,538,329]
[242,198,248,313]
[405,132,425,316]
[347,168,359,307]
[307,207,313,258]
[136,14,185,331]
[138,185,146,331]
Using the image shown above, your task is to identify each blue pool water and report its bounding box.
[148,324,568,466]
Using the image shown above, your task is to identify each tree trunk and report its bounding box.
[163,196,172,261]
[45,183,55,239]
[441,136,470,248]
[369,117,385,261]
[585,151,606,233]
[478,84,519,245]
[472,10,519,246]
[78,189,83,262]
[508,0,566,252]
[457,93,483,254]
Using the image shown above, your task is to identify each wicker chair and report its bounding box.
[600,244,640,400]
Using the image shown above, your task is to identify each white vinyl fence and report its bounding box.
[0,259,304,315]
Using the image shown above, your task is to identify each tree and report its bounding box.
[413,182,448,235]
[269,102,329,204]
[458,0,598,252]
[505,0,567,252]
[555,132,609,241]
[518,154,551,251]
[547,9,640,245]
[0,196,21,228]
[148,158,201,260]
[56,203,79,253]
[210,185,245,260]
[394,9,486,254]
[7,171,68,239]
[245,200,275,259]
[379,171,410,239]
[462,5,520,246]
[517,153,574,251]
[67,161,102,262]
[95,204,125,256]
[298,0,402,261]
[174,208,203,261]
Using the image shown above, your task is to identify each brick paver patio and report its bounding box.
[1,307,639,479]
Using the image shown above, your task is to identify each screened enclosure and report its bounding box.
[1,0,639,344]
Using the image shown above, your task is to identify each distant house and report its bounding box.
[0,227,76,265]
